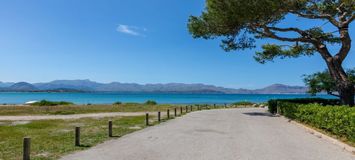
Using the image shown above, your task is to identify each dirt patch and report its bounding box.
[129,126,142,130]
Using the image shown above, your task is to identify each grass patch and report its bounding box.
[0,104,180,116]
[0,116,149,160]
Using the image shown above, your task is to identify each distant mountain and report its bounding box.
[34,79,100,91]
[0,79,308,94]
[6,82,38,91]
[0,81,15,88]
[252,84,308,94]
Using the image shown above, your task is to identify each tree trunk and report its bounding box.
[327,58,355,106]
[338,81,354,107]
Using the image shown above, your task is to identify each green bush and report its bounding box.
[232,101,254,106]
[31,100,74,106]
[268,98,340,114]
[113,101,122,105]
[277,102,355,144]
[144,100,157,105]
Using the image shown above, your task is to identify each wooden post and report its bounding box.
[180,107,183,115]
[146,113,149,126]
[185,106,188,113]
[158,111,161,122]
[108,121,113,137]
[190,105,192,111]
[75,127,80,146]
[167,109,170,119]
[174,108,177,117]
[23,137,30,160]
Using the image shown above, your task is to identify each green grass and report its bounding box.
[31,100,74,106]
[0,116,152,160]
[0,104,181,116]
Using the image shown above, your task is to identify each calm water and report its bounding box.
[0,92,335,104]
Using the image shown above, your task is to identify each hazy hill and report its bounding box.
[253,84,308,94]
[6,82,38,91]
[0,81,15,88]
[0,79,308,94]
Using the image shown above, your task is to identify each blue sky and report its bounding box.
[0,0,354,89]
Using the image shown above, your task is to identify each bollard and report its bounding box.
[75,127,80,146]
[23,137,31,160]
[167,109,170,119]
[146,113,149,126]
[185,106,188,113]
[108,121,113,137]
[158,111,161,122]
[180,107,183,115]
[174,108,177,117]
[190,105,192,112]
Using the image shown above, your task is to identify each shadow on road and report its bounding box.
[243,112,278,117]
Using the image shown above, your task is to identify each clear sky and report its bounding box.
[0,0,354,89]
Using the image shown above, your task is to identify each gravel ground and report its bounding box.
[61,108,355,160]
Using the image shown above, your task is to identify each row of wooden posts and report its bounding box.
[22,104,228,160]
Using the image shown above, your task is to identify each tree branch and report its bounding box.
[342,14,355,26]
[290,11,340,27]
[335,27,351,63]
[253,26,311,43]
[267,27,306,36]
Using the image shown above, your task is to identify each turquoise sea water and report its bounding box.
[0,92,335,104]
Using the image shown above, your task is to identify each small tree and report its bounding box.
[188,0,354,106]
[304,68,355,97]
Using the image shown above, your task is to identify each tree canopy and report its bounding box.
[188,0,354,63]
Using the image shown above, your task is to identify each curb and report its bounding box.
[281,116,355,155]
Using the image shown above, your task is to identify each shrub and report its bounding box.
[144,100,157,105]
[113,101,122,105]
[232,101,254,106]
[31,100,74,106]
[268,98,340,114]
[52,110,76,115]
[277,102,355,144]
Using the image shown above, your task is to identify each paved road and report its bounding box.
[61,108,354,160]
[0,112,149,121]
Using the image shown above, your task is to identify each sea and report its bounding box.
[0,92,335,105]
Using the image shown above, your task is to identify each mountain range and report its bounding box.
[0,80,308,94]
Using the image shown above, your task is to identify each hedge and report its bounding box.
[278,102,355,145]
[268,98,340,114]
